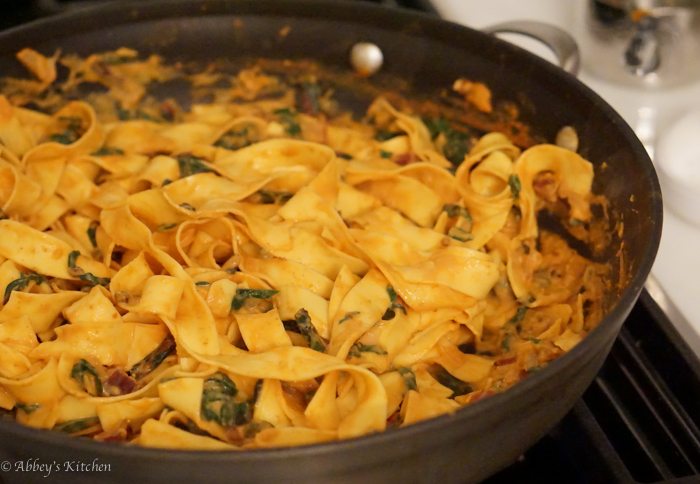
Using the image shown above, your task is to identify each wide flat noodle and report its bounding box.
[0,52,609,451]
[514,144,593,240]
[137,419,235,450]
[455,134,518,250]
[0,220,110,279]
[195,346,387,439]
[368,97,451,168]
[507,144,594,303]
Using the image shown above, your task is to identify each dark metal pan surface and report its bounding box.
[0,1,662,483]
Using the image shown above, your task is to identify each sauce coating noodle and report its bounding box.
[0,48,610,449]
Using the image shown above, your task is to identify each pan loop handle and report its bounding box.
[483,20,580,76]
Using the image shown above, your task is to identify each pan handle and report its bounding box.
[483,20,580,76]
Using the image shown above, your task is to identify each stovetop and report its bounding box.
[2,1,700,483]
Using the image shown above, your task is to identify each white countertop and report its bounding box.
[433,0,700,356]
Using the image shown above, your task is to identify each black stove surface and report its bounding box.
[2,1,700,483]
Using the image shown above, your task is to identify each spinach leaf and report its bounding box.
[442,129,470,165]
[230,288,278,311]
[509,306,528,325]
[337,311,360,324]
[91,146,124,156]
[49,133,76,145]
[295,309,326,352]
[448,226,473,242]
[273,108,301,136]
[67,250,110,287]
[200,372,251,427]
[349,343,387,358]
[214,126,256,151]
[177,154,214,178]
[115,106,131,121]
[243,420,274,438]
[442,204,472,221]
[423,117,471,165]
[70,359,103,396]
[374,130,402,141]
[86,221,99,248]
[157,223,177,232]
[54,416,100,434]
[382,286,407,321]
[67,250,80,273]
[128,335,176,380]
[79,273,111,286]
[424,118,451,138]
[3,273,46,304]
[206,372,237,397]
[430,366,472,398]
[255,190,293,205]
[49,116,83,145]
[508,174,522,199]
[443,204,474,242]
[116,105,160,122]
[179,202,196,211]
[15,403,41,414]
[397,367,417,391]
[501,334,512,352]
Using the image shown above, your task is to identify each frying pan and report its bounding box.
[0,1,662,483]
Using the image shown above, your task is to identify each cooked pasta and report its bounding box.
[0,48,610,449]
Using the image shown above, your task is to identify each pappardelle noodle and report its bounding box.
[0,48,610,449]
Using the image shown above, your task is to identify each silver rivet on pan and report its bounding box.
[350,42,384,77]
